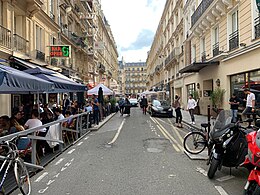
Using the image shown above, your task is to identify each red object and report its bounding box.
[242,130,260,192]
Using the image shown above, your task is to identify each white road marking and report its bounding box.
[108,119,126,145]
[196,167,208,177]
[70,158,74,162]
[61,167,67,172]
[215,186,229,195]
[77,142,83,146]
[35,172,48,182]
[55,158,64,166]
[38,187,49,193]
[216,175,235,182]
[67,149,76,154]
[84,136,89,140]
[47,179,55,186]
[53,173,60,178]
[65,162,72,167]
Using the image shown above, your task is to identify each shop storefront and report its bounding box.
[230,69,260,108]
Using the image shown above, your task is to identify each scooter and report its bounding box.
[241,119,260,195]
[207,110,248,179]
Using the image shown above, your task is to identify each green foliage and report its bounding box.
[192,90,200,101]
[104,96,109,104]
[110,97,117,107]
[210,88,226,108]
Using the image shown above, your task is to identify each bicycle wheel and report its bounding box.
[14,158,31,195]
[183,131,207,154]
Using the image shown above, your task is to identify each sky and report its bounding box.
[100,0,166,63]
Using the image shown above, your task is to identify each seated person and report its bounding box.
[63,111,74,128]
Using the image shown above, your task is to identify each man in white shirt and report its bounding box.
[55,108,65,120]
[242,88,255,119]
[24,109,46,134]
[187,94,197,124]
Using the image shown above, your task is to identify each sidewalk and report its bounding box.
[172,109,216,131]
[90,112,117,131]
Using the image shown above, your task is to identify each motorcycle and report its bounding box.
[241,119,260,195]
[207,110,248,179]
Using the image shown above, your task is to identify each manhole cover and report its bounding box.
[143,138,170,153]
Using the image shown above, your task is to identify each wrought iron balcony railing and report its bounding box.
[212,42,219,57]
[255,16,260,39]
[201,51,206,62]
[191,0,214,27]
[36,50,45,61]
[13,34,29,54]
[0,25,11,49]
[229,30,239,51]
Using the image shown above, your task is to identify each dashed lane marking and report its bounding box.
[55,158,64,166]
[46,179,55,186]
[216,175,235,182]
[215,186,229,195]
[67,149,76,154]
[77,142,83,146]
[35,172,48,182]
[84,136,89,140]
[196,167,208,177]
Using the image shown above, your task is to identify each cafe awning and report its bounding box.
[0,64,54,94]
[179,61,219,74]
[24,67,87,92]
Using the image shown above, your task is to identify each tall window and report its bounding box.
[191,45,196,63]
[49,0,55,21]
[212,26,219,56]
[0,0,3,25]
[229,10,239,50]
[36,25,44,51]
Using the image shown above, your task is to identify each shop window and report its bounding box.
[249,70,260,108]
[187,83,195,96]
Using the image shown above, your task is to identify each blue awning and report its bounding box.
[24,67,87,92]
[0,64,54,94]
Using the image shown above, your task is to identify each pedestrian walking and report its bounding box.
[173,95,183,128]
[140,96,148,114]
[124,97,131,116]
[118,98,125,116]
[92,94,100,126]
[187,94,197,124]
[229,93,240,123]
[242,88,256,120]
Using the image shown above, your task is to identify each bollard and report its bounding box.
[207,105,211,139]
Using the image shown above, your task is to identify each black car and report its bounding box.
[148,99,173,117]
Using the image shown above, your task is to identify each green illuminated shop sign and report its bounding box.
[50,45,71,58]
[257,0,260,12]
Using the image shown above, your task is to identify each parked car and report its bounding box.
[129,98,138,107]
[148,99,173,117]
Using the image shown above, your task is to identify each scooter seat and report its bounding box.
[201,123,210,128]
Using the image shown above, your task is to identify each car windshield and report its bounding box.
[153,100,161,106]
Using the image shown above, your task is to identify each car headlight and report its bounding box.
[168,108,172,111]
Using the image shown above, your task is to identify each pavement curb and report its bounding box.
[90,112,117,131]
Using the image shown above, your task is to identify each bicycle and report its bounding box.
[0,136,31,195]
[183,123,209,154]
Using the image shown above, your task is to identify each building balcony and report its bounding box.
[201,51,206,62]
[212,42,219,57]
[165,47,180,68]
[98,63,106,73]
[35,50,45,61]
[191,0,234,36]
[13,34,29,55]
[0,25,11,49]
[255,16,260,39]
[229,30,239,51]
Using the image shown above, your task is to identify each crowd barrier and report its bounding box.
[0,112,90,194]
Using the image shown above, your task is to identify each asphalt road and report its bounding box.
[13,107,248,195]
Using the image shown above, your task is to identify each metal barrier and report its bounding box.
[0,112,90,194]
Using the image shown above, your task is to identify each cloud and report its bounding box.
[100,0,166,62]
[121,29,154,51]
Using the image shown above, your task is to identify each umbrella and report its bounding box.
[0,64,54,94]
[87,83,113,95]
